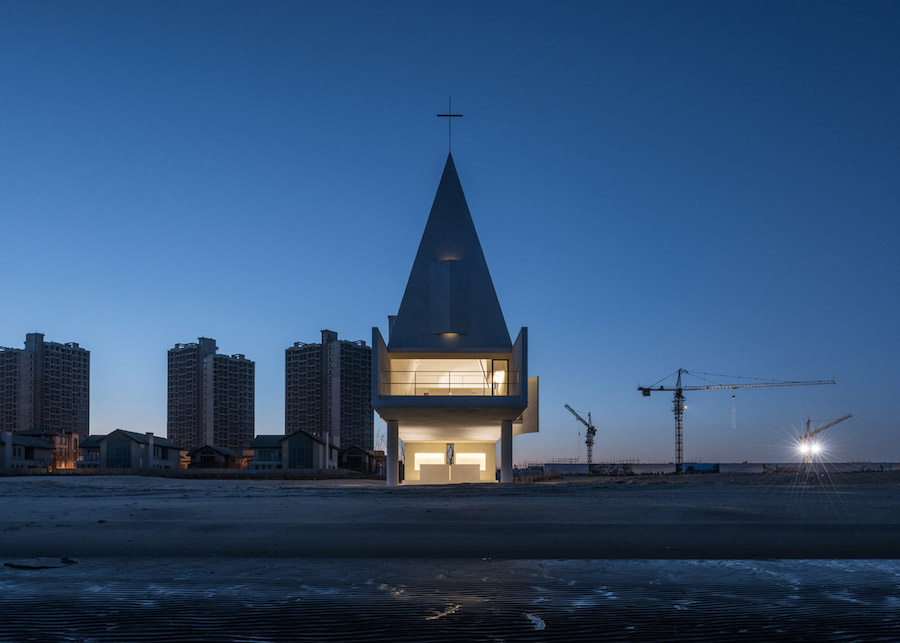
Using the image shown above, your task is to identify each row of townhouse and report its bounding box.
[2,426,383,474]
[71,429,383,474]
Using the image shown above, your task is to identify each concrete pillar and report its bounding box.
[386,420,399,486]
[500,420,513,483]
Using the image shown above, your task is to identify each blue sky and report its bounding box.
[2,1,898,463]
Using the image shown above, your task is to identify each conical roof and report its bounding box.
[388,154,512,353]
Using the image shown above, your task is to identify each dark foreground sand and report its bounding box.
[2,471,899,559]
[3,474,900,640]
[4,557,900,641]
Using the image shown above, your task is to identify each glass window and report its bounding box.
[492,360,508,396]
[384,358,514,396]
[106,435,131,468]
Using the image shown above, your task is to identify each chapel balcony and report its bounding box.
[379,368,520,397]
[371,327,528,408]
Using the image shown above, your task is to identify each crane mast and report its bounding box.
[565,404,597,467]
[639,369,835,473]
[673,370,685,474]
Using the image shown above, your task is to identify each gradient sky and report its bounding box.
[2,1,898,464]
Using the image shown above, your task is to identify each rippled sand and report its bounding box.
[2,473,899,639]
[3,558,900,640]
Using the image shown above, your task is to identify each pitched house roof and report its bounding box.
[99,429,182,449]
[251,435,284,448]
[253,430,334,449]
[340,444,371,457]
[15,429,71,437]
[80,436,102,449]
[283,429,326,445]
[0,434,54,449]
[188,444,241,458]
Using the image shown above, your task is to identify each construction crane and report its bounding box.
[565,404,596,466]
[798,413,852,463]
[638,369,835,473]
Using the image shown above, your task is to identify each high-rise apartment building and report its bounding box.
[167,337,254,454]
[0,333,90,439]
[285,330,372,450]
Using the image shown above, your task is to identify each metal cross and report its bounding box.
[436,97,463,152]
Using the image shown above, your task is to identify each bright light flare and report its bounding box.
[797,439,824,460]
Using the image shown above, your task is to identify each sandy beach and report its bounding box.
[2,472,899,560]
[3,473,900,640]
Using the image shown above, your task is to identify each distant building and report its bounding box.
[168,337,254,454]
[14,429,78,470]
[0,333,90,440]
[249,434,284,470]
[249,430,339,471]
[76,429,183,470]
[338,445,386,475]
[282,429,338,470]
[188,444,244,469]
[368,449,386,476]
[1,431,54,471]
[285,330,372,450]
[339,445,372,472]
[77,435,102,468]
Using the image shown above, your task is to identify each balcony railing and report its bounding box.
[379,370,519,396]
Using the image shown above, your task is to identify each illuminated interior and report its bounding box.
[414,452,444,471]
[405,441,497,482]
[456,452,487,471]
[383,358,510,396]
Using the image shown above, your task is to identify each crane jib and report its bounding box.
[638,380,834,392]
[638,372,836,473]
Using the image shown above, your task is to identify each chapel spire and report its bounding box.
[387,154,512,352]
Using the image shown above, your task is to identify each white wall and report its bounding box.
[405,440,496,483]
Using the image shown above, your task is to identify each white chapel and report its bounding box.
[372,153,538,485]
